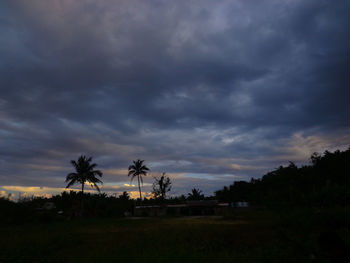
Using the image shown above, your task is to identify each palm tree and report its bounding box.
[188,188,204,200]
[128,159,149,201]
[65,155,103,194]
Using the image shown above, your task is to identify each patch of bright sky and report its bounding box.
[183,173,216,180]
[149,160,192,168]
[106,182,152,187]
[107,182,135,187]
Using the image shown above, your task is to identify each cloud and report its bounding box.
[0,0,349,196]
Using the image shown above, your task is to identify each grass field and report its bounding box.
[1,207,350,263]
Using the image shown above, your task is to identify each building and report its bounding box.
[133,200,234,217]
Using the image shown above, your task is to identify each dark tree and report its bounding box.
[188,188,204,200]
[65,155,103,214]
[128,159,149,201]
[65,155,103,194]
[214,148,350,206]
[118,191,130,201]
[152,173,172,200]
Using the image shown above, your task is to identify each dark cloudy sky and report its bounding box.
[1,0,349,199]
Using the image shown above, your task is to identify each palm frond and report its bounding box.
[66,178,77,188]
[89,177,103,184]
[128,169,136,176]
[141,165,149,171]
[89,163,97,170]
[71,160,79,171]
[129,174,136,182]
[92,182,101,192]
[65,172,78,182]
[93,170,103,177]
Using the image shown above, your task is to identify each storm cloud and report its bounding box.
[0,0,349,197]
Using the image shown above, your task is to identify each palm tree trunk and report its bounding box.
[138,175,142,202]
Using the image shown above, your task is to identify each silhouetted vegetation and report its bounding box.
[65,155,103,215]
[2,148,349,224]
[215,148,350,207]
[51,191,133,218]
[0,191,134,224]
[128,159,149,201]
[152,172,172,201]
[187,188,204,200]
[65,155,103,193]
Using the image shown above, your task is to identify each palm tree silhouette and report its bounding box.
[188,188,204,200]
[65,155,103,194]
[128,159,149,201]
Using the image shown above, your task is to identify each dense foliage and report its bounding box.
[0,191,134,224]
[215,148,350,206]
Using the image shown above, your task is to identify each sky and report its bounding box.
[1,0,350,199]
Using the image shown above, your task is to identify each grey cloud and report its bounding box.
[0,0,349,195]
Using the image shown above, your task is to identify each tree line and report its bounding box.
[215,148,350,207]
[65,147,350,208]
[1,147,349,222]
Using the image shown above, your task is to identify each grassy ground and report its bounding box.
[1,207,350,263]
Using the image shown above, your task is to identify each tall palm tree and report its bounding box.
[128,159,149,201]
[65,155,103,194]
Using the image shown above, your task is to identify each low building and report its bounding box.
[133,200,232,217]
[231,201,249,208]
[133,205,167,217]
